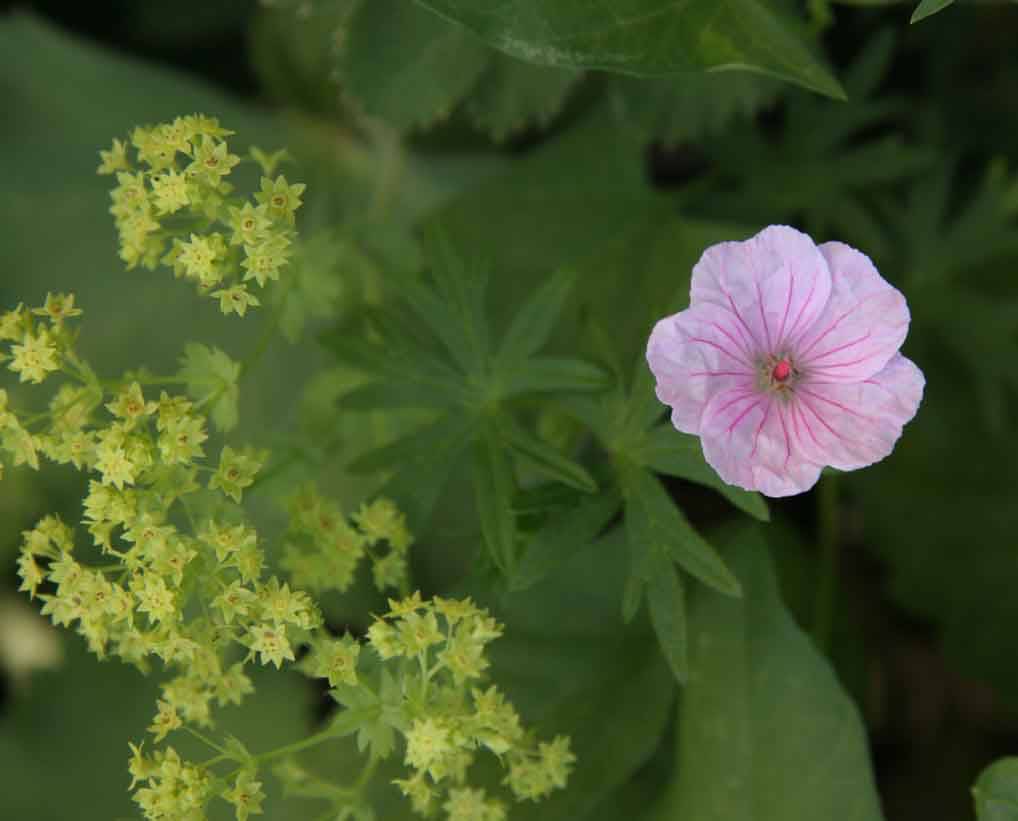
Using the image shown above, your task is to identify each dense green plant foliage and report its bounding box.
[2,1,1018,820]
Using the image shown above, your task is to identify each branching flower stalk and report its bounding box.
[0,116,573,821]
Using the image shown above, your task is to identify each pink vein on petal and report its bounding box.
[783,275,818,347]
[798,387,872,421]
[756,281,773,351]
[728,397,766,437]
[716,389,760,416]
[749,399,773,457]
[777,272,794,348]
[792,399,823,450]
[711,321,753,362]
[806,332,872,363]
[797,292,889,359]
[688,337,750,367]
[775,400,792,468]
[721,282,763,353]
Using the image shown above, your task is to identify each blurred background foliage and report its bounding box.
[1,1,1018,820]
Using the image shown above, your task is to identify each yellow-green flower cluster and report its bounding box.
[0,295,95,479]
[357,594,574,819]
[98,114,305,318]
[130,745,213,820]
[280,484,413,595]
[0,294,81,386]
[5,118,573,821]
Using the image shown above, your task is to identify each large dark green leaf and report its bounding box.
[339,0,490,132]
[467,51,582,140]
[414,0,844,98]
[609,71,778,146]
[646,526,884,821]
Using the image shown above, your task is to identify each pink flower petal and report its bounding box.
[690,225,833,355]
[789,354,925,471]
[699,388,824,497]
[792,242,910,383]
[647,303,756,434]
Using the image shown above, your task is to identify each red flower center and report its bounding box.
[772,359,792,382]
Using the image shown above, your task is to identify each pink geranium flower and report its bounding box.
[646,225,924,497]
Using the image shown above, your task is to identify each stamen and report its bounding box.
[772,359,792,382]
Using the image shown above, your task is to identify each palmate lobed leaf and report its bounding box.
[644,551,689,683]
[414,0,845,99]
[509,486,621,592]
[635,425,770,521]
[178,342,242,433]
[500,413,598,493]
[472,419,518,573]
[622,464,742,599]
[326,240,607,561]
[695,32,934,249]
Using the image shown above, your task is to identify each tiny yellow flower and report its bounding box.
[8,330,59,384]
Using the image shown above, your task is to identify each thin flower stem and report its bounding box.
[239,276,295,381]
[254,725,342,764]
[812,473,841,652]
[184,725,229,756]
[354,752,380,790]
[246,432,346,494]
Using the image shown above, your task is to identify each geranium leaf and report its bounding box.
[414,0,845,99]
[338,0,489,132]
[646,525,884,821]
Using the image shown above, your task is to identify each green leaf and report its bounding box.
[466,527,677,820]
[495,268,577,372]
[329,685,394,760]
[436,112,752,370]
[609,71,778,146]
[911,0,955,23]
[414,0,845,99]
[338,0,490,132]
[635,425,770,521]
[697,34,932,248]
[647,525,884,821]
[178,342,241,433]
[645,556,689,683]
[422,227,493,376]
[472,419,518,572]
[621,572,645,624]
[467,51,582,141]
[337,380,457,411]
[974,758,1018,821]
[373,413,477,530]
[502,414,597,494]
[274,233,346,344]
[623,465,742,598]
[324,321,467,398]
[502,356,610,397]
[510,488,622,591]
[624,355,667,437]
